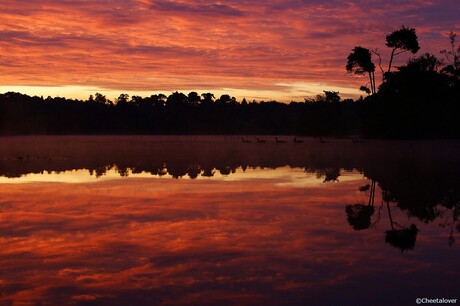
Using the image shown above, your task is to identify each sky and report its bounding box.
[0,0,459,102]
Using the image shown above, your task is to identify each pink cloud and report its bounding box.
[0,0,458,100]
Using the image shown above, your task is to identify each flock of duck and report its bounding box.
[240,136,364,143]
[240,137,309,143]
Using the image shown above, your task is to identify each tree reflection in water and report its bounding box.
[345,180,376,230]
[385,224,419,252]
[0,136,459,249]
[383,190,419,252]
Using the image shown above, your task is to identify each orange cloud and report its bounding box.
[0,0,458,101]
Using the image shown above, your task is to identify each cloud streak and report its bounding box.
[148,1,245,16]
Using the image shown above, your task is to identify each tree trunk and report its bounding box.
[387,201,394,230]
[387,48,396,73]
[372,71,376,94]
[368,72,376,94]
[368,72,375,94]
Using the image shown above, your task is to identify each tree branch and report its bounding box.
[394,50,408,56]
[371,48,385,78]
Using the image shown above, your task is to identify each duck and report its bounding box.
[293,137,304,143]
[275,137,286,143]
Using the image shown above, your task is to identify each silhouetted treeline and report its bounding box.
[0,91,362,136]
[1,62,458,137]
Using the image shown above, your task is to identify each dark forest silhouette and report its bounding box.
[0,90,360,136]
[0,27,459,138]
[346,27,459,138]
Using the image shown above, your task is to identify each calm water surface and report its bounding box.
[0,136,459,305]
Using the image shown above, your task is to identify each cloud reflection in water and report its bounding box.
[0,137,459,305]
[0,169,458,305]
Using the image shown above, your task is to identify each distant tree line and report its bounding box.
[0,27,458,138]
[0,91,361,136]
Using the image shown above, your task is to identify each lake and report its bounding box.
[0,136,459,305]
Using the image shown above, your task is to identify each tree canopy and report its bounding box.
[386,26,420,72]
[346,46,376,94]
